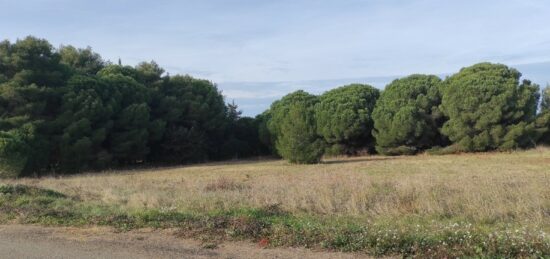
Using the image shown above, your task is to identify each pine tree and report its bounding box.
[276,102,324,163]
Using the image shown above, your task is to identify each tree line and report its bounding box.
[0,36,268,177]
[263,64,550,163]
[1,36,549,176]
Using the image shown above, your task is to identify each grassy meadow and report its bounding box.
[1,148,549,257]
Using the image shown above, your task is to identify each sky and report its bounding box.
[1,0,549,116]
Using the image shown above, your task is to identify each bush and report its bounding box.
[440,63,540,151]
[0,129,32,177]
[372,75,445,155]
[315,84,379,154]
[0,123,50,177]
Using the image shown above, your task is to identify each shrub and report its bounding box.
[0,128,32,177]
[0,124,50,177]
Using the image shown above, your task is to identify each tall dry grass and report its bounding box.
[4,148,550,227]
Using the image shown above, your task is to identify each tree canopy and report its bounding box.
[0,36,266,177]
[266,90,318,144]
[266,90,324,163]
[372,75,445,155]
[440,63,540,151]
[315,84,379,154]
[2,36,550,176]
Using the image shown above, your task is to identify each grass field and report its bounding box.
[1,148,549,257]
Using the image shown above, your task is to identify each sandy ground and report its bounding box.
[0,225,372,259]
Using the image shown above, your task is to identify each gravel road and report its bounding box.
[0,225,369,259]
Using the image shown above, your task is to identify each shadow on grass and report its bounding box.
[18,156,281,179]
[322,156,398,165]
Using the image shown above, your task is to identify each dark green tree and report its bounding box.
[221,118,261,159]
[256,110,275,155]
[220,101,251,159]
[98,70,152,164]
[134,61,167,148]
[541,84,550,111]
[135,61,164,85]
[276,102,324,163]
[536,85,550,144]
[0,36,264,176]
[535,114,550,145]
[267,90,324,163]
[372,75,445,155]
[221,100,270,159]
[226,100,242,122]
[109,103,151,163]
[0,37,71,176]
[267,90,318,143]
[220,100,244,159]
[440,63,540,151]
[97,64,139,79]
[55,75,117,172]
[0,36,69,87]
[59,45,105,75]
[315,84,379,154]
[149,75,227,163]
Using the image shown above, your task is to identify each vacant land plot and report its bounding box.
[1,148,549,257]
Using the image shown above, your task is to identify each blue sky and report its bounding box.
[1,0,549,115]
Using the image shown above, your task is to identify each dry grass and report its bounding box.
[3,148,550,228]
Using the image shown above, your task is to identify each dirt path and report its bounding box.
[0,225,371,259]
